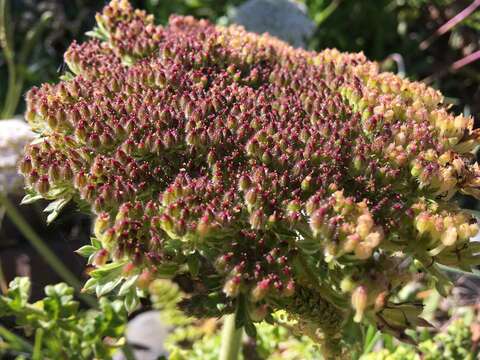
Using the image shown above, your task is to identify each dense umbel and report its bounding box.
[20,0,480,356]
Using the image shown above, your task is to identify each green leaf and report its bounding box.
[362,325,381,355]
[7,277,31,310]
[44,197,71,225]
[187,254,201,277]
[90,261,126,279]
[96,278,122,297]
[59,71,75,81]
[244,321,257,338]
[91,237,102,249]
[82,278,98,293]
[118,275,139,296]
[156,263,180,278]
[295,236,320,255]
[75,245,96,258]
[21,193,43,205]
[124,290,139,313]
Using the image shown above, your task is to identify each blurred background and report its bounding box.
[0,0,478,300]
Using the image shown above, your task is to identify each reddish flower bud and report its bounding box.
[36,175,50,194]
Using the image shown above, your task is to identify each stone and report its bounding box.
[114,311,170,360]
[0,119,35,194]
[229,0,315,48]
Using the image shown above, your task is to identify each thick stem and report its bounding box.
[219,312,243,360]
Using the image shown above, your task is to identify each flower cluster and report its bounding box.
[20,0,480,352]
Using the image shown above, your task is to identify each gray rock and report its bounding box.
[0,119,35,194]
[114,311,170,360]
[229,0,315,48]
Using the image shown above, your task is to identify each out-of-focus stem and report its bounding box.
[420,0,480,50]
[0,259,7,293]
[0,193,97,307]
[219,312,243,360]
[0,0,16,119]
[0,324,33,352]
[0,0,52,118]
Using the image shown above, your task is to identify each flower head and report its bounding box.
[21,0,480,347]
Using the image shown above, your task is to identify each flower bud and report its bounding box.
[223,275,241,297]
[92,249,109,267]
[94,212,110,238]
[250,279,270,302]
[351,285,368,323]
[36,175,50,195]
[441,226,457,246]
[137,269,153,290]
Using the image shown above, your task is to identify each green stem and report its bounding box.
[313,0,341,26]
[0,324,33,353]
[0,0,52,118]
[32,328,44,360]
[219,312,243,360]
[122,343,137,360]
[294,253,348,309]
[0,258,7,293]
[0,0,16,119]
[6,11,53,118]
[0,193,96,307]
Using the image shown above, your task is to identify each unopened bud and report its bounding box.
[352,285,368,323]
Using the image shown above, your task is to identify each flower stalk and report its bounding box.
[219,312,243,360]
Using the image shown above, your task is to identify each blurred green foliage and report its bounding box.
[1,276,480,359]
[136,0,243,23]
[304,0,480,117]
[0,277,128,359]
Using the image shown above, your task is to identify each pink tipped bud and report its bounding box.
[93,249,109,267]
[250,209,266,230]
[310,208,327,234]
[238,175,251,191]
[122,262,136,277]
[283,280,295,297]
[19,157,33,175]
[137,269,153,290]
[94,212,110,238]
[223,275,241,297]
[250,279,270,302]
[36,175,50,195]
[245,188,258,206]
[352,285,368,323]
[249,304,269,322]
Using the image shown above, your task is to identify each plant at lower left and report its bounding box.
[0,277,128,359]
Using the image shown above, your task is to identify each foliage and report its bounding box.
[303,0,480,116]
[0,277,127,360]
[1,276,480,359]
[157,278,480,359]
[0,0,103,118]
[137,0,243,24]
